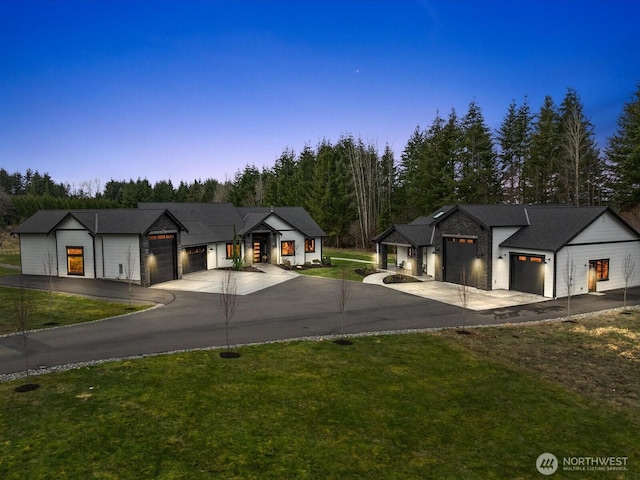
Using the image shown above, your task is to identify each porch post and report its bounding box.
[412,245,423,276]
[379,243,388,269]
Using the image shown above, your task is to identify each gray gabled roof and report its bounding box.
[237,211,273,236]
[456,205,531,228]
[237,206,326,238]
[139,202,244,245]
[409,205,456,226]
[139,203,326,246]
[499,205,611,252]
[13,209,185,235]
[373,223,434,247]
[374,204,635,252]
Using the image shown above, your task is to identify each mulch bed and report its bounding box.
[15,383,40,393]
[218,267,262,273]
[383,274,420,284]
[220,351,242,359]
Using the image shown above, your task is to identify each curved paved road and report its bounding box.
[1,274,638,378]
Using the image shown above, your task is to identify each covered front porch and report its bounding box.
[376,242,434,277]
[244,228,279,266]
[373,223,436,277]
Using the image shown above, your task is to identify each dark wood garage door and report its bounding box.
[149,233,177,285]
[444,237,478,287]
[510,254,545,295]
[182,246,207,274]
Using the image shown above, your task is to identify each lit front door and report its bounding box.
[588,261,597,292]
[253,242,262,263]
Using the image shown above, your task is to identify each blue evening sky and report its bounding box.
[1,0,639,189]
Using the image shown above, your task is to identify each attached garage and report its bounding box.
[444,237,478,287]
[149,233,178,285]
[182,245,207,274]
[509,254,545,295]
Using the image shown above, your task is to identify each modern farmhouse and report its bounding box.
[374,205,640,298]
[13,203,326,287]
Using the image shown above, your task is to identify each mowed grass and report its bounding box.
[323,247,377,262]
[295,259,369,282]
[0,234,150,333]
[297,248,379,281]
[1,312,639,479]
[0,287,151,334]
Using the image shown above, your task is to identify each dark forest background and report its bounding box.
[2,85,640,248]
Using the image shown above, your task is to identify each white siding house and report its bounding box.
[14,209,186,287]
[375,205,640,299]
[554,211,640,297]
[19,234,57,276]
[102,235,141,282]
[15,204,327,284]
[137,203,327,273]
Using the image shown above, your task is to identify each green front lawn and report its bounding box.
[0,266,20,277]
[0,287,151,334]
[295,259,371,282]
[323,248,376,262]
[0,252,20,267]
[323,247,396,265]
[1,312,638,479]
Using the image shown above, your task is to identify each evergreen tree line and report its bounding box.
[2,85,639,245]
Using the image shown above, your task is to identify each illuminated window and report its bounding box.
[149,233,175,241]
[281,241,295,256]
[592,259,609,281]
[226,243,241,258]
[304,238,315,253]
[530,257,543,263]
[67,247,84,276]
[446,237,477,244]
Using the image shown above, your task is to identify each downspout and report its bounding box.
[92,233,97,279]
[54,232,60,276]
[101,235,105,279]
[93,212,98,279]
[553,252,558,298]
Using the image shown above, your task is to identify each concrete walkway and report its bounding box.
[364,271,547,311]
[151,263,298,295]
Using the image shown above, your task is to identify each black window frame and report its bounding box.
[66,246,85,276]
[226,243,241,259]
[592,259,610,281]
[281,240,295,256]
[304,238,315,253]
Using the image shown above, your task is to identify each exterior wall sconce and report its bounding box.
[498,255,503,259]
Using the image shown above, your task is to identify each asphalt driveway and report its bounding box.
[1,273,638,379]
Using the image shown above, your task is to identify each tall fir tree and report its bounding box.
[457,101,500,204]
[558,88,600,206]
[399,125,428,219]
[377,144,397,230]
[497,99,532,203]
[607,83,640,210]
[526,95,562,203]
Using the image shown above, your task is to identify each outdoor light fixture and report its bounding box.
[498,255,503,260]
